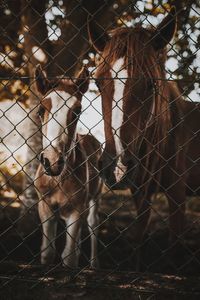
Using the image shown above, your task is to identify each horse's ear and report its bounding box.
[87,16,110,52]
[152,6,177,50]
[35,64,50,95]
[76,66,89,95]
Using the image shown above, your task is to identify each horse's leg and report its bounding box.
[132,191,151,271]
[62,210,82,269]
[87,199,100,269]
[38,200,57,264]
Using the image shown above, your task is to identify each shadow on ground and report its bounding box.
[0,192,200,299]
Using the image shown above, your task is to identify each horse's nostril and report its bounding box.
[43,157,51,169]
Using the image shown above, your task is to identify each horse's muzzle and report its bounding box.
[40,152,64,176]
[98,152,139,190]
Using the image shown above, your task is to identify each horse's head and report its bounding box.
[88,7,176,188]
[35,65,89,176]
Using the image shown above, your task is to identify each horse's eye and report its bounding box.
[37,106,45,119]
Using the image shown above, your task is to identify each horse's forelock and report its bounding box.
[97,26,166,80]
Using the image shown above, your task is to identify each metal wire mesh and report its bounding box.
[0,0,200,298]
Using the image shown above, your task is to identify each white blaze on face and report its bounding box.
[43,91,78,149]
[111,57,128,182]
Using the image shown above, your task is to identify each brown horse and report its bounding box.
[34,65,102,269]
[88,7,200,262]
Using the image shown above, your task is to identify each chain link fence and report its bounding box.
[0,1,200,299]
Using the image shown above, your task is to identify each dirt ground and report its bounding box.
[0,191,200,299]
